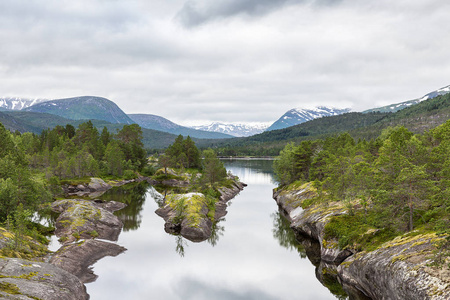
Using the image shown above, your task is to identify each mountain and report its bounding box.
[24,96,134,124]
[0,97,48,111]
[364,85,450,113]
[265,106,351,131]
[191,122,270,137]
[128,114,233,139]
[198,91,450,156]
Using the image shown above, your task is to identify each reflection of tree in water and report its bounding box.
[99,182,149,231]
[207,220,225,247]
[271,212,306,258]
[272,212,357,300]
[175,235,187,257]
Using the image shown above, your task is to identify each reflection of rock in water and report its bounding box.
[295,233,372,300]
[50,240,126,283]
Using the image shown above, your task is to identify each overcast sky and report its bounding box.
[0,0,449,125]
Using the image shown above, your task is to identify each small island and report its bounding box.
[150,135,246,242]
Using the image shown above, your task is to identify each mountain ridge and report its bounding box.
[128,114,233,139]
[24,96,135,124]
[191,122,270,137]
[364,85,450,113]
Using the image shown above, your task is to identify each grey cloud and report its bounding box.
[176,0,341,27]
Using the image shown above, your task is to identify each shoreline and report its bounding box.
[273,183,450,300]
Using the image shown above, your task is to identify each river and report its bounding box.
[79,159,345,300]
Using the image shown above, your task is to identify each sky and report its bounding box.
[0,0,449,126]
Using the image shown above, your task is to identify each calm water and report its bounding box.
[84,160,341,300]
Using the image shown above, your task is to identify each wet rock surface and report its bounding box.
[0,257,88,300]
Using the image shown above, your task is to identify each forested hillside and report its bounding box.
[273,124,450,259]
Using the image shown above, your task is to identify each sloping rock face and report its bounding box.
[338,234,450,300]
[51,199,126,244]
[273,183,351,264]
[0,258,88,300]
[50,239,126,283]
[274,183,450,300]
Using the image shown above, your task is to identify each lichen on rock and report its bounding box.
[51,199,126,244]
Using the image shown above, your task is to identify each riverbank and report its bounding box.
[273,182,450,300]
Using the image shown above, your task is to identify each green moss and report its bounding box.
[0,281,21,294]
[324,212,399,251]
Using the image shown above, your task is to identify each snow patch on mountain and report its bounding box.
[0,97,49,111]
[192,122,271,137]
[266,106,351,132]
[364,84,450,113]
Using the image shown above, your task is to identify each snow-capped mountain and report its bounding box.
[364,85,450,113]
[128,114,233,139]
[0,97,48,111]
[24,96,135,124]
[192,122,271,137]
[266,106,351,131]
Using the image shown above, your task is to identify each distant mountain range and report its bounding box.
[265,106,351,132]
[2,83,450,149]
[364,85,450,113]
[128,114,233,139]
[191,122,270,137]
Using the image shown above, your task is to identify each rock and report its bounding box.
[51,199,126,244]
[0,257,88,300]
[156,178,245,242]
[87,177,111,192]
[273,183,450,300]
[338,234,450,300]
[50,239,126,283]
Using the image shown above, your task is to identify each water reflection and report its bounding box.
[98,182,149,231]
[271,212,306,259]
[87,160,354,300]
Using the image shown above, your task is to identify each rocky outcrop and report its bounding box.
[273,183,450,300]
[215,180,247,219]
[274,183,352,265]
[0,257,88,300]
[156,178,245,242]
[338,234,450,300]
[51,199,126,244]
[50,239,126,283]
[49,198,129,287]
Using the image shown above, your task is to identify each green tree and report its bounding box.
[273,142,299,185]
[201,149,227,186]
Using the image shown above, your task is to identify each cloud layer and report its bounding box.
[0,0,449,125]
